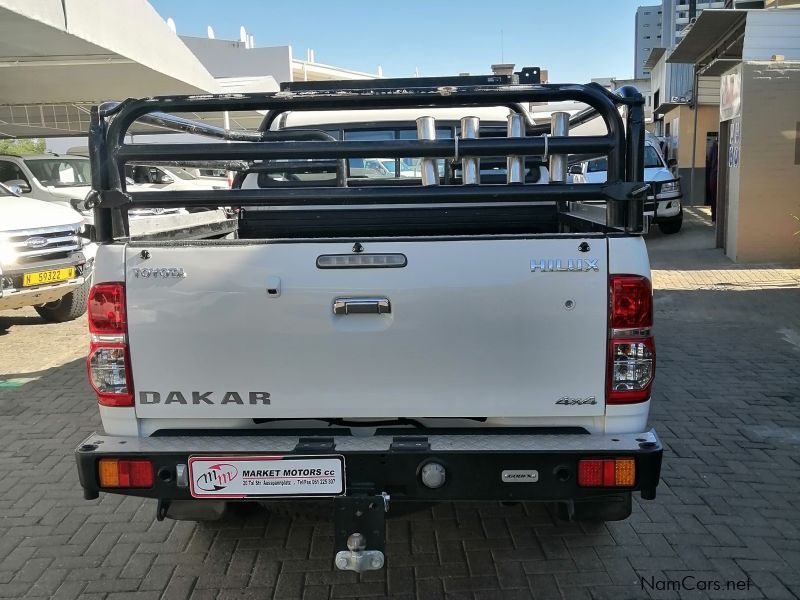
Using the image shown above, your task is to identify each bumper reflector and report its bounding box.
[578,458,636,487]
[98,458,154,488]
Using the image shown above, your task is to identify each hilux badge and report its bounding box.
[531,258,599,272]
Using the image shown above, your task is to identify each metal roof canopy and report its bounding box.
[0,0,267,138]
[644,47,667,71]
[667,10,748,74]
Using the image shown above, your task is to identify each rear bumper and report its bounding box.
[76,428,663,503]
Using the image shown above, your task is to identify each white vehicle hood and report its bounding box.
[0,195,84,232]
[582,166,670,184]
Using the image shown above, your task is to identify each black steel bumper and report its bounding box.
[76,429,662,503]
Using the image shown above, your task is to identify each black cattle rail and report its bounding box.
[88,80,646,243]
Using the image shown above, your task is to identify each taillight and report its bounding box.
[98,458,153,488]
[610,275,652,331]
[87,283,133,407]
[88,283,126,335]
[578,458,636,487]
[608,275,654,404]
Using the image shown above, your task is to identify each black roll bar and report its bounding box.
[89,81,646,242]
[123,182,646,209]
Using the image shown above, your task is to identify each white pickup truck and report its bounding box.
[75,75,662,572]
[570,134,683,234]
[0,182,93,321]
[0,153,237,241]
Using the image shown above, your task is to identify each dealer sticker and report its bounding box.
[188,455,345,498]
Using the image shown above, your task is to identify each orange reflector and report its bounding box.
[98,458,154,488]
[98,458,120,487]
[615,458,636,486]
[578,457,636,487]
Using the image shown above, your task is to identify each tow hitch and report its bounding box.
[334,493,389,572]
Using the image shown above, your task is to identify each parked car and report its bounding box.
[0,154,236,239]
[0,153,94,218]
[0,182,94,322]
[571,135,683,234]
[125,164,227,192]
[75,75,662,572]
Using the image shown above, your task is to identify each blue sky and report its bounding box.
[150,0,655,82]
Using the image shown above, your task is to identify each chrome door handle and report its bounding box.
[333,297,391,315]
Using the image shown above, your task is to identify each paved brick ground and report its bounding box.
[1,210,799,599]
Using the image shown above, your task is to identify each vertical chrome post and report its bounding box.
[416,116,439,186]
[460,117,480,185]
[506,113,525,184]
[549,111,570,183]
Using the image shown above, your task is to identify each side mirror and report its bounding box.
[667,158,677,169]
[125,176,135,185]
[4,179,30,193]
[568,165,583,175]
[159,175,174,185]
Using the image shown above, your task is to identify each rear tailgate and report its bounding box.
[126,238,608,420]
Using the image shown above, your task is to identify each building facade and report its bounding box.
[661,0,726,47]
[634,5,663,78]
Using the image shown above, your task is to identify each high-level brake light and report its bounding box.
[608,275,654,404]
[87,283,133,407]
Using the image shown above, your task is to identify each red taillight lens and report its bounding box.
[608,275,654,404]
[610,276,652,329]
[98,458,153,488]
[578,458,636,487]
[88,283,127,334]
[87,282,133,407]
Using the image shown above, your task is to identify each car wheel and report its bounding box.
[34,280,89,323]
[658,209,683,234]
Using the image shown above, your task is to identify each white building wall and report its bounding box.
[180,36,293,83]
[742,10,800,61]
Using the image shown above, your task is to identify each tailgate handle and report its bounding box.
[333,297,391,315]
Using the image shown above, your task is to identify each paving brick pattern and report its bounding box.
[1,214,799,599]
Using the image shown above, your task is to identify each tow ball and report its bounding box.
[334,493,389,572]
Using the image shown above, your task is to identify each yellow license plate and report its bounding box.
[22,267,75,287]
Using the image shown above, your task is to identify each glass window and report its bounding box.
[644,145,664,168]
[345,130,395,179]
[24,159,91,187]
[0,160,30,186]
[586,157,608,173]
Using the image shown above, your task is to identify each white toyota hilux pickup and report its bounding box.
[75,74,662,572]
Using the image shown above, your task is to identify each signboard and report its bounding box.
[720,69,741,122]
[728,120,741,168]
